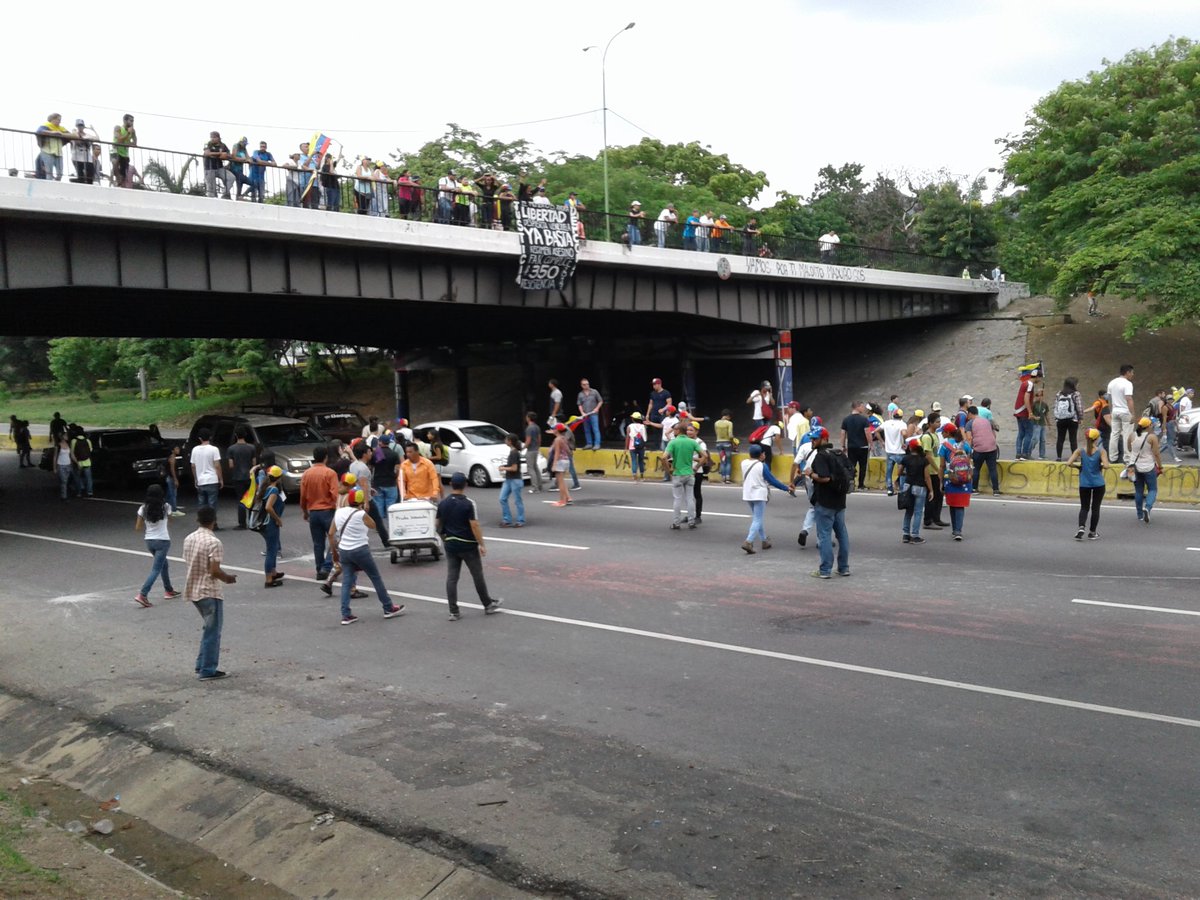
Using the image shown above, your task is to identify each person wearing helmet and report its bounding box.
[1066,427,1110,540]
[260,466,287,588]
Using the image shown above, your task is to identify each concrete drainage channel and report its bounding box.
[0,691,535,899]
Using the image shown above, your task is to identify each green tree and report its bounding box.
[0,337,52,385]
[142,157,204,195]
[1002,38,1200,331]
[48,338,135,396]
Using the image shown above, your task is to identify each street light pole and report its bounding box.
[585,22,635,241]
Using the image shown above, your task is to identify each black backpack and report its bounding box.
[819,448,852,495]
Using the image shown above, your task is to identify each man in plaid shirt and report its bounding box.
[183,506,238,680]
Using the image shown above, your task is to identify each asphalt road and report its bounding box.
[1,456,1199,898]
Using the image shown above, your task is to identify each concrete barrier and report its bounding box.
[571,450,1200,504]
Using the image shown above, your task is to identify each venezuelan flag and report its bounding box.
[1017,361,1044,378]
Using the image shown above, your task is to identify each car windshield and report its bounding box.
[315,412,367,431]
[101,432,163,450]
[459,425,507,446]
[255,423,324,445]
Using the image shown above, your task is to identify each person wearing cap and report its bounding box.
[319,473,369,599]
[654,204,678,249]
[547,423,574,506]
[790,426,822,548]
[330,489,405,625]
[627,201,645,246]
[436,169,457,223]
[454,175,476,224]
[229,138,256,202]
[259,465,287,587]
[741,441,795,553]
[1180,387,1195,416]
[880,407,909,496]
[372,433,401,546]
[70,119,99,184]
[899,437,934,544]
[372,160,391,217]
[650,405,681,481]
[1066,428,1110,539]
[938,424,973,541]
[687,421,713,523]
[747,381,774,429]
[646,378,672,431]
[711,213,733,253]
[562,417,584,489]
[436,473,503,620]
[808,427,852,575]
[300,445,340,581]
[1126,416,1163,524]
[399,442,441,502]
[965,406,1001,495]
[35,113,73,181]
[576,377,604,451]
[626,411,648,482]
[394,418,414,445]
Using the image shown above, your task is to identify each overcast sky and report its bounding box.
[4,0,1195,205]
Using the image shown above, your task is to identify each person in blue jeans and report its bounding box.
[330,490,405,625]
[807,430,850,576]
[898,439,933,544]
[498,434,526,526]
[259,466,286,588]
[740,443,794,554]
[1067,427,1110,539]
[134,484,180,608]
[1126,417,1163,525]
[627,201,645,245]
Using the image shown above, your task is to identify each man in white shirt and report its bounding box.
[697,211,713,253]
[818,230,840,262]
[879,409,909,495]
[1179,388,1193,415]
[1106,364,1135,464]
[436,170,457,223]
[190,428,224,529]
[654,204,678,248]
[786,402,810,448]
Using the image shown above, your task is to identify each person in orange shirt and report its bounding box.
[399,443,443,501]
[299,445,340,580]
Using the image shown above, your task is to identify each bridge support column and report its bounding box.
[521,358,537,422]
[455,366,470,420]
[775,331,794,408]
[393,360,409,423]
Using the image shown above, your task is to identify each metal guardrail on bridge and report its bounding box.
[3,126,996,279]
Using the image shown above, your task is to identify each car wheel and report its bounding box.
[469,465,491,488]
[390,550,399,565]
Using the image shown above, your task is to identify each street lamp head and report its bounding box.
[625,22,636,29]
[582,45,596,51]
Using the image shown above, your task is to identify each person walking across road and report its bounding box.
[1127,416,1163,525]
[714,409,734,484]
[259,466,286,588]
[664,423,700,530]
[190,429,223,525]
[437,472,503,621]
[165,444,185,516]
[1053,377,1083,461]
[1066,427,1109,540]
[626,412,648,483]
[226,427,256,529]
[808,428,851,576]
[899,438,933,544]
[299,445,339,580]
[741,443,794,554]
[688,422,711,523]
[52,432,76,501]
[134,483,180,608]
[840,401,872,491]
[330,489,405,626]
[183,506,237,681]
[965,405,1000,495]
[548,424,573,507]
[524,411,545,493]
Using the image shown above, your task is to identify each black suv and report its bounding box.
[40,426,171,487]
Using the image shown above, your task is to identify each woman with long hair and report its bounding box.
[1054,376,1082,460]
[260,465,286,587]
[937,424,973,541]
[164,444,185,516]
[1126,416,1163,524]
[549,424,573,507]
[1066,427,1109,540]
[134,483,179,608]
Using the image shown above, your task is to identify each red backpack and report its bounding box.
[749,424,771,443]
[944,441,973,486]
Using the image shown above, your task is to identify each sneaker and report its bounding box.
[670,523,681,530]
[447,612,461,621]
[992,491,1002,496]
[936,520,951,527]
[197,670,227,680]
[1143,511,1151,525]
[797,530,808,547]
[910,537,926,545]
[350,589,368,599]
[1087,532,1099,540]
[133,593,153,608]
[572,484,583,491]
[886,488,895,496]
[811,571,831,579]
[902,534,911,543]
[741,541,756,555]
[340,615,359,626]
[383,605,405,618]
[837,570,851,577]
[169,510,186,518]
[687,522,697,530]
[163,590,181,600]
[484,598,503,615]
[761,540,772,550]
[1075,528,1085,541]
[953,533,963,541]
[498,522,512,528]
[924,523,943,530]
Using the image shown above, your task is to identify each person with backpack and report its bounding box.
[72,428,94,497]
[1066,427,1110,540]
[898,438,934,544]
[938,425,973,541]
[259,466,287,588]
[740,442,794,554]
[1126,416,1163,525]
[808,428,851,577]
[626,412,647,483]
[1162,391,1180,463]
[1053,377,1083,461]
[919,419,949,530]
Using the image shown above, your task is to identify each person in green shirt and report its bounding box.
[664,423,700,530]
[112,114,137,189]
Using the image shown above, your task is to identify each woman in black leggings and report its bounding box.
[1054,376,1082,460]
[1066,427,1109,539]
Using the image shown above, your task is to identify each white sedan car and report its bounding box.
[413,420,550,488]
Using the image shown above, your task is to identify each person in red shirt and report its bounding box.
[299,445,340,580]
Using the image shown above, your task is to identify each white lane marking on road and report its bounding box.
[1072,598,1200,617]
[540,500,749,519]
[7,528,1200,730]
[488,536,590,550]
[82,497,142,506]
[1188,547,1200,552]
